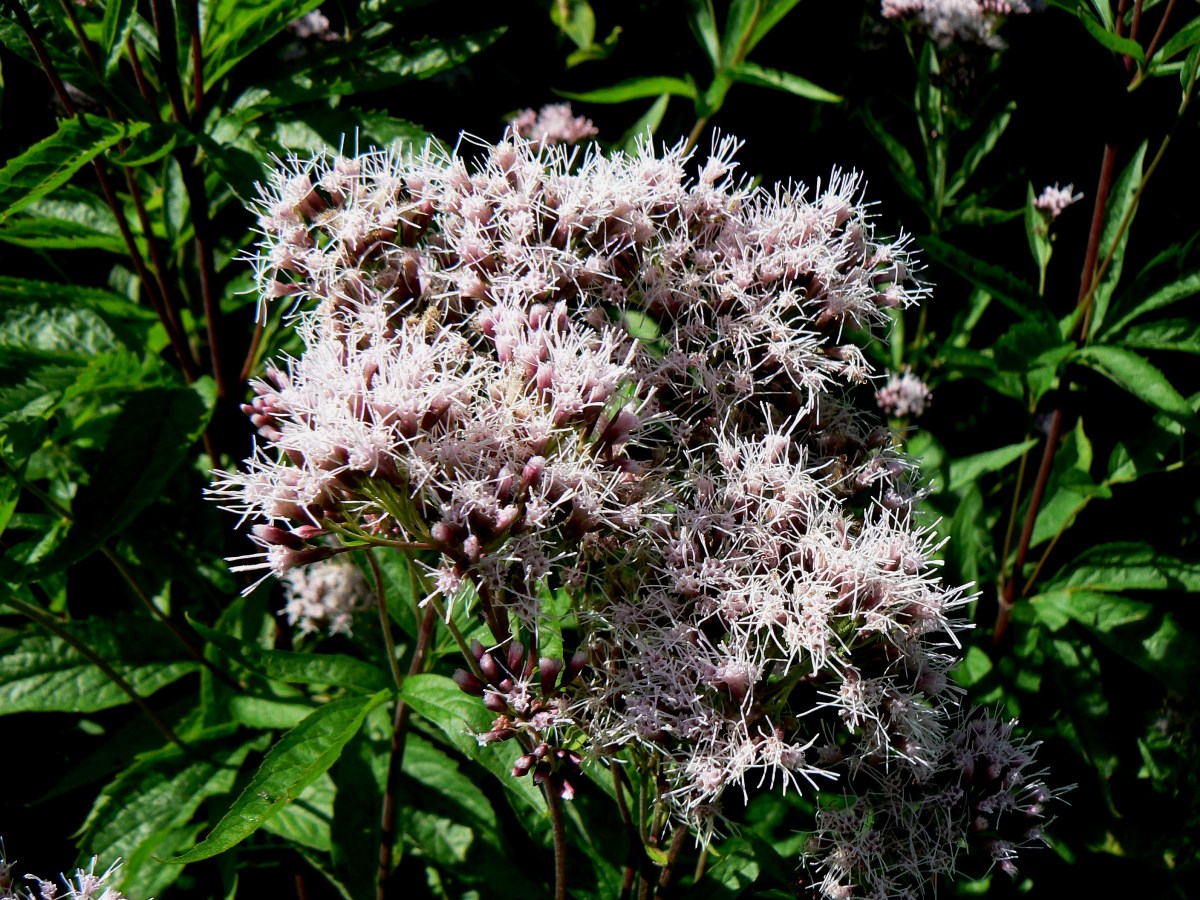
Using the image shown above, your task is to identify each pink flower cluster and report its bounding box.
[213,130,1056,896]
[1035,183,1083,220]
[0,844,132,900]
[876,368,933,418]
[511,103,598,148]
[882,0,1033,48]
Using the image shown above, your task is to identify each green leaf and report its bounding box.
[728,61,841,103]
[1072,345,1199,432]
[79,730,260,895]
[0,116,149,223]
[946,439,1037,492]
[1033,590,1200,692]
[1047,542,1200,593]
[31,379,216,575]
[100,0,138,73]
[203,0,324,91]
[1024,183,1053,282]
[556,75,697,104]
[1029,419,1106,549]
[262,771,336,852]
[946,102,1015,202]
[0,186,125,254]
[400,673,545,814]
[170,690,391,863]
[1155,15,1200,63]
[685,0,720,67]
[1080,13,1146,66]
[190,616,392,693]
[1088,141,1147,337]
[0,302,124,367]
[112,122,194,167]
[743,0,804,58]
[550,0,596,51]
[0,614,199,714]
[1118,318,1200,353]
[1099,250,1195,338]
[919,235,1056,330]
[229,30,507,118]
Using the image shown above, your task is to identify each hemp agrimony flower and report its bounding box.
[212,129,1059,898]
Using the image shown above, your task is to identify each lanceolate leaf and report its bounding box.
[0,614,199,715]
[100,0,138,73]
[946,438,1037,492]
[79,729,263,895]
[1088,141,1147,337]
[190,616,392,693]
[556,75,698,104]
[728,62,842,103]
[169,690,391,863]
[1073,345,1199,432]
[0,116,149,223]
[1118,318,1200,354]
[202,0,325,91]
[1048,542,1200,593]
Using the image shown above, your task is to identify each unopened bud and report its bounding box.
[453,668,485,696]
[483,691,508,712]
[562,650,588,684]
[539,657,563,692]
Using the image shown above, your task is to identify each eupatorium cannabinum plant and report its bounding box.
[210,128,1060,899]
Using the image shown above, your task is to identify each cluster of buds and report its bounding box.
[453,641,587,799]
[875,368,933,418]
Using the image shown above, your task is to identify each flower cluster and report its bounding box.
[281,553,375,636]
[213,129,1056,896]
[1035,183,1083,220]
[881,0,1033,48]
[511,103,598,148]
[0,843,134,900]
[875,369,933,418]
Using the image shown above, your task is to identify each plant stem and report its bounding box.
[994,409,1062,644]
[376,604,436,900]
[1142,0,1177,65]
[544,781,569,900]
[657,828,689,895]
[2,593,185,749]
[366,549,405,691]
[150,0,191,124]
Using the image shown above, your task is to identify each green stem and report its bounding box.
[366,549,405,691]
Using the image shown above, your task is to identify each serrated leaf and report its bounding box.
[170,690,391,863]
[79,729,260,894]
[30,379,215,576]
[728,61,841,103]
[947,439,1037,492]
[861,109,923,204]
[203,0,324,91]
[1104,266,1200,338]
[686,0,720,67]
[400,673,545,815]
[190,615,392,693]
[0,186,124,253]
[0,614,199,714]
[1048,542,1200,593]
[1088,141,1147,336]
[112,122,194,167]
[262,771,336,851]
[1073,345,1199,432]
[1118,318,1200,353]
[0,116,149,223]
[557,75,697,104]
[619,94,672,154]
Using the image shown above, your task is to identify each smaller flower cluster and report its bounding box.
[800,713,1062,899]
[1034,183,1082,220]
[875,369,932,418]
[453,640,588,799]
[281,554,375,637]
[0,843,135,900]
[881,0,1033,48]
[511,103,598,148]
